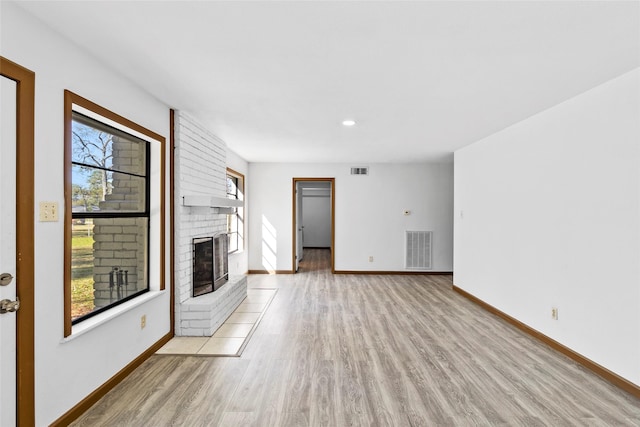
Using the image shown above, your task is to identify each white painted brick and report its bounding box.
[180,311,207,320]
[185,304,213,312]
[174,110,247,336]
[176,276,247,336]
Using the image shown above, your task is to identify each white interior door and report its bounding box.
[0,75,18,426]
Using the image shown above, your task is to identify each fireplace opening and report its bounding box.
[192,234,229,297]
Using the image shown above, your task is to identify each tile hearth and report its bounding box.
[157,288,276,356]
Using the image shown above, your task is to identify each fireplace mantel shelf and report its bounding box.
[182,195,243,213]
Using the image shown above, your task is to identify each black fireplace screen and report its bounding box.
[192,234,229,297]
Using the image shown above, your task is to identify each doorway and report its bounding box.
[0,57,35,425]
[292,178,335,273]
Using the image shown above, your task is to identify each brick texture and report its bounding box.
[93,135,146,308]
[174,112,246,336]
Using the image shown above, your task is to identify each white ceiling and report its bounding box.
[13,1,640,163]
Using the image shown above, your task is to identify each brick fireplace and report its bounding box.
[174,112,246,336]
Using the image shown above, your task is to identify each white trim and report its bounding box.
[63,291,164,341]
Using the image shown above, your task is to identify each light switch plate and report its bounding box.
[39,201,59,222]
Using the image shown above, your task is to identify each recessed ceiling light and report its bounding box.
[342,119,356,127]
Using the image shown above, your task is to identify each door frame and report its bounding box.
[1,57,35,426]
[292,178,335,273]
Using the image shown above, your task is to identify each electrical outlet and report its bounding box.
[368,256,374,262]
[551,307,558,320]
[141,314,146,329]
[39,201,59,222]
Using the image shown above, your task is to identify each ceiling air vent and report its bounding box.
[350,167,369,175]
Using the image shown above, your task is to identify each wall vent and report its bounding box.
[350,167,369,175]
[405,231,432,270]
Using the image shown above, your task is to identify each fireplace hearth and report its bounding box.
[192,234,229,297]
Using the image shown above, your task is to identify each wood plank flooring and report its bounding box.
[71,249,640,426]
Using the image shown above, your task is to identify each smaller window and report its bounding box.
[226,169,244,253]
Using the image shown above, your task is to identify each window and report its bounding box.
[226,168,244,253]
[64,91,165,336]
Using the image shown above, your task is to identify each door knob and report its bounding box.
[0,297,20,314]
[0,273,13,286]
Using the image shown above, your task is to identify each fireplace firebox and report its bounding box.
[192,234,229,297]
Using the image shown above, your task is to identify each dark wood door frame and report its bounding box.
[1,57,36,426]
[292,178,335,273]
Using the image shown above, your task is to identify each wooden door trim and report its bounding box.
[169,109,176,336]
[292,178,335,274]
[1,56,36,426]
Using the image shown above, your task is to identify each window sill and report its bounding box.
[62,290,164,342]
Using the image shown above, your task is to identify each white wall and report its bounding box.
[2,3,171,425]
[454,68,640,386]
[249,162,453,272]
[302,187,332,248]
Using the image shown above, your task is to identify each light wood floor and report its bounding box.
[71,249,640,426]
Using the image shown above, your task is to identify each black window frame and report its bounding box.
[226,169,244,254]
[69,112,151,325]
